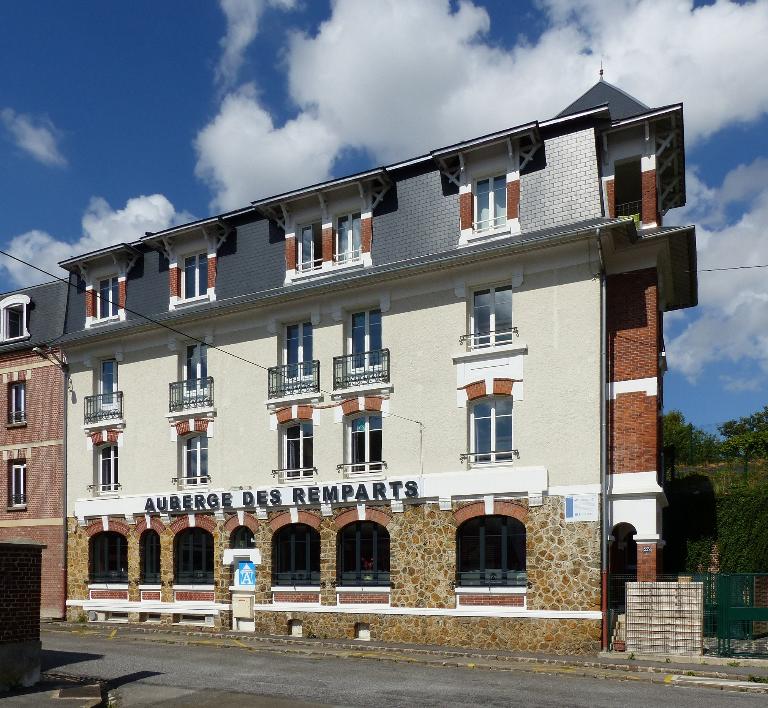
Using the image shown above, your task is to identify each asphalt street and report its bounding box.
[28,628,768,707]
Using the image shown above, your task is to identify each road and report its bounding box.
[37,627,768,707]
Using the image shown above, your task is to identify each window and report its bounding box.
[140,530,161,584]
[281,422,314,480]
[471,286,513,348]
[471,398,514,464]
[350,309,383,372]
[184,435,208,486]
[174,528,214,584]
[456,515,526,586]
[9,462,25,507]
[98,276,119,319]
[349,414,383,474]
[614,158,642,222]
[185,343,208,386]
[182,253,208,300]
[298,222,323,272]
[334,212,361,264]
[285,322,313,379]
[8,381,25,424]
[0,295,29,342]
[99,445,119,493]
[337,522,390,586]
[98,359,120,415]
[90,531,128,583]
[474,175,507,232]
[272,523,320,585]
[230,526,256,549]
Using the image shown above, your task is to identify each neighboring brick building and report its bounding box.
[0,281,68,618]
[58,80,696,652]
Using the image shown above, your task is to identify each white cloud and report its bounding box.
[1,108,67,167]
[667,159,768,382]
[196,0,768,210]
[215,0,296,89]
[0,195,190,288]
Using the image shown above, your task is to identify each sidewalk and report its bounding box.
[42,620,768,689]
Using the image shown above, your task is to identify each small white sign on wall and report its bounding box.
[564,494,598,522]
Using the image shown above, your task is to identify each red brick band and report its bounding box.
[338,593,390,604]
[269,510,321,532]
[141,591,161,601]
[341,397,383,416]
[458,594,524,607]
[168,514,216,535]
[174,591,214,602]
[334,507,392,530]
[223,512,259,534]
[454,500,527,526]
[273,592,319,603]
[135,516,166,535]
[85,518,130,538]
[89,590,129,600]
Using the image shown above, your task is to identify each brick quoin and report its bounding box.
[169,266,181,298]
[223,512,259,534]
[273,592,319,603]
[193,419,209,433]
[118,280,126,309]
[338,593,389,604]
[605,178,616,218]
[361,217,373,254]
[285,236,297,272]
[606,268,659,382]
[0,543,43,643]
[636,542,659,581]
[492,378,515,396]
[206,255,217,290]
[458,594,525,607]
[609,392,658,473]
[175,591,215,602]
[275,407,293,424]
[463,380,487,401]
[322,226,333,263]
[341,398,359,416]
[641,169,658,225]
[363,396,382,412]
[296,405,313,421]
[90,431,104,446]
[85,289,96,317]
[454,500,528,526]
[106,429,120,444]
[174,420,190,436]
[506,180,520,220]
[459,192,473,230]
[269,510,321,532]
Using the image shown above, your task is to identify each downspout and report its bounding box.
[61,359,69,620]
[597,229,609,650]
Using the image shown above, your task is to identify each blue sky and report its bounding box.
[1,0,768,431]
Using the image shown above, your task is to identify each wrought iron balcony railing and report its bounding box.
[88,483,122,495]
[337,570,390,587]
[8,493,26,507]
[456,570,527,587]
[7,409,26,425]
[272,467,317,484]
[333,348,390,390]
[169,377,214,412]
[84,392,123,424]
[268,361,320,399]
[615,199,642,222]
[459,450,520,464]
[171,474,211,488]
[459,327,518,350]
[336,461,387,477]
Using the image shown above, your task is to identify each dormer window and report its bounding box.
[298,223,323,273]
[183,253,208,300]
[475,176,507,233]
[334,212,361,265]
[0,294,30,342]
[98,277,119,320]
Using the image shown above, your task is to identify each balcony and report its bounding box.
[7,409,26,426]
[336,461,387,478]
[268,361,320,399]
[615,199,642,224]
[169,377,214,413]
[333,349,390,390]
[459,327,518,351]
[460,450,519,465]
[88,483,122,496]
[84,392,123,424]
[172,474,211,489]
[273,467,317,484]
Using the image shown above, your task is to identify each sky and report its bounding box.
[1,0,767,432]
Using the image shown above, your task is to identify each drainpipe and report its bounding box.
[61,359,69,620]
[596,230,609,650]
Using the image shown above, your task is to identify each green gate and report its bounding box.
[716,573,768,657]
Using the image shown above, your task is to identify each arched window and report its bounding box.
[230,526,255,549]
[90,531,127,583]
[0,293,30,343]
[272,523,320,586]
[174,528,214,584]
[140,530,161,584]
[456,515,526,586]
[337,521,390,586]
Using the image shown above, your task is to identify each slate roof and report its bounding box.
[0,279,68,353]
[557,79,650,121]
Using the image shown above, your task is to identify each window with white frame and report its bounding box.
[9,462,26,507]
[281,422,314,480]
[348,414,383,474]
[285,322,313,379]
[350,308,382,370]
[97,276,119,319]
[0,295,29,342]
[474,175,507,232]
[182,253,208,300]
[99,359,119,413]
[298,222,323,272]
[470,285,513,348]
[185,343,208,385]
[184,435,208,485]
[8,381,25,424]
[99,445,119,493]
[334,212,361,264]
[470,398,514,464]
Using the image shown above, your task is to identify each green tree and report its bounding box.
[718,405,768,465]
[663,410,721,466]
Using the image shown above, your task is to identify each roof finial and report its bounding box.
[599,61,604,80]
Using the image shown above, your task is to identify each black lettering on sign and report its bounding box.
[293,488,306,504]
[242,491,254,507]
[222,493,233,508]
[270,489,282,506]
[155,497,168,512]
[404,481,418,498]
[372,483,387,501]
[207,494,220,509]
[322,486,338,503]
[144,498,155,512]
[256,490,268,507]
[308,487,320,504]
[389,481,403,499]
[341,484,354,502]
[169,496,181,512]
[194,495,206,510]
[355,484,369,501]
[182,495,193,511]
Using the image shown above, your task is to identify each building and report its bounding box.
[60,80,696,653]
[0,281,68,618]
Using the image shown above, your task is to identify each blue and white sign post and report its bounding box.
[237,560,256,588]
